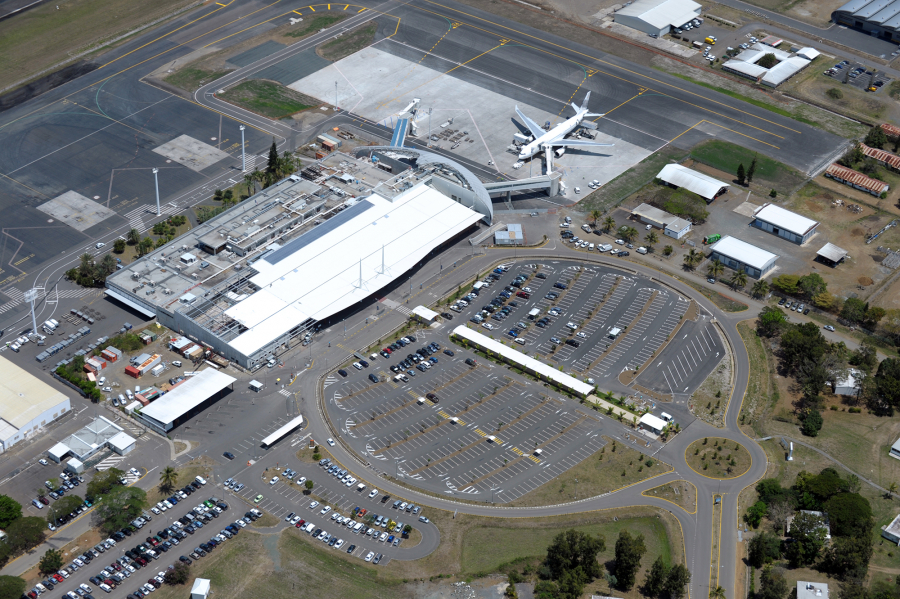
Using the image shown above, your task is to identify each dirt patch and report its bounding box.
[689,333,731,427]
[859,276,874,285]
[642,480,697,513]
[316,22,377,62]
[805,200,824,213]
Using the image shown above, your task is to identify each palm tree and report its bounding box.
[243,173,254,197]
[590,210,602,227]
[99,254,117,277]
[78,253,94,279]
[707,259,724,280]
[619,226,638,242]
[730,271,748,290]
[710,586,726,599]
[751,280,769,299]
[127,228,140,246]
[603,216,616,232]
[645,231,659,252]
[159,467,178,493]
[683,248,701,270]
[889,482,898,499]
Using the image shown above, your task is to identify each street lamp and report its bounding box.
[240,125,246,172]
[575,477,578,500]
[152,168,160,216]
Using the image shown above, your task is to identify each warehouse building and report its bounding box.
[613,0,701,36]
[630,203,693,239]
[137,369,236,434]
[825,163,890,196]
[0,356,71,453]
[105,152,486,369]
[832,0,900,41]
[708,235,778,278]
[751,203,819,244]
[656,164,730,202]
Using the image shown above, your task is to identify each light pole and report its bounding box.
[334,81,338,111]
[575,477,578,500]
[428,108,433,146]
[25,289,38,335]
[152,168,160,216]
[491,486,497,504]
[240,125,246,172]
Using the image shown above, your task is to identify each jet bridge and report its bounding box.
[483,172,561,198]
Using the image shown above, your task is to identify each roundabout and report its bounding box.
[685,437,753,480]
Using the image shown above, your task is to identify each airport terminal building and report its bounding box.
[105,152,488,369]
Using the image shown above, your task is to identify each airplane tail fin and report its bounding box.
[580,91,592,112]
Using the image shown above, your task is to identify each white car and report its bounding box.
[270,476,279,485]
[309,501,319,509]
[95,242,105,249]
[482,322,495,330]
[364,551,375,562]
[327,438,335,447]
[335,539,344,549]
[320,506,332,515]
[615,239,624,244]
[150,507,161,515]
[368,489,378,499]
[129,468,140,477]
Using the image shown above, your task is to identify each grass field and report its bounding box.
[642,480,697,512]
[681,277,748,312]
[250,512,280,528]
[164,67,232,94]
[219,80,318,119]
[690,139,805,191]
[0,0,198,91]
[504,436,672,507]
[317,22,377,61]
[578,146,686,215]
[737,322,775,437]
[686,437,752,478]
[286,14,347,38]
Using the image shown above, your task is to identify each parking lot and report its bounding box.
[824,59,892,92]
[325,258,721,503]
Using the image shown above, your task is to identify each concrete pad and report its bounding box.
[287,46,652,201]
[732,201,761,217]
[37,191,117,232]
[153,135,231,172]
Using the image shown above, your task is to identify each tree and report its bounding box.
[643,556,669,597]
[840,142,865,167]
[706,259,724,280]
[159,467,178,494]
[87,468,125,501]
[821,535,873,580]
[799,273,827,299]
[619,226,638,243]
[243,173,255,197]
[683,248,702,270]
[614,530,647,590]
[744,500,767,528]
[645,231,659,252]
[758,53,778,68]
[138,236,154,257]
[94,486,147,533]
[663,245,673,257]
[841,297,869,324]
[545,529,605,580]
[748,531,781,568]
[875,358,900,410]
[0,576,25,599]
[48,495,84,526]
[664,564,691,599]
[603,216,616,232]
[730,270,748,291]
[747,155,758,184]
[800,408,823,437]
[736,163,746,185]
[772,274,800,295]
[710,585,727,599]
[823,493,872,538]
[164,562,191,585]
[305,480,314,492]
[0,496,21,528]
[757,567,789,599]
[266,139,279,176]
[5,517,46,553]
[751,279,769,298]
[98,254,117,278]
[127,228,141,245]
[785,511,827,567]
[590,210,602,226]
[113,239,126,254]
[865,125,888,149]
[78,253,94,280]
[38,549,64,575]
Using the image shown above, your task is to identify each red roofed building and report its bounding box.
[825,163,889,196]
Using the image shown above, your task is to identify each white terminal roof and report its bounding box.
[640,413,667,431]
[616,0,701,28]
[0,355,69,429]
[753,203,819,236]
[224,184,481,356]
[817,242,848,262]
[762,56,812,86]
[140,369,236,426]
[709,235,779,270]
[750,42,792,60]
[723,59,769,78]
[452,326,594,396]
[657,164,729,200]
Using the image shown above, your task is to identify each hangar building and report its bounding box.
[832,0,900,41]
[656,164,729,202]
[708,235,778,278]
[751,203,819,244]
[0,356,70,452]
[105,152,486,369]
[614,0,701,36]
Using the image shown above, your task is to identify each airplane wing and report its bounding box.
[546,139,614,147]
[514,105,546,138]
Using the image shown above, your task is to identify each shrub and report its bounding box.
[826,88,843,100]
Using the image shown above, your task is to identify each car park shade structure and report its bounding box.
[137,369,236,433]
[260,415,304,448]
[451,326,594,397]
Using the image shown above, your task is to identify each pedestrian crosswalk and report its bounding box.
[278,388,292,397]
[0,287,98,314]
[95,454,126,471]
[123,205,154,233]
[324,376,338,388]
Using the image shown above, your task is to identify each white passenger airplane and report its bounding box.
[515,92,613,168]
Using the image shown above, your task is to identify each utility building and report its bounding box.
[708,236,778,278]
[630,204,693,239]
[751,203,819,244]
[816,243,848,266]
[614,0,701,36]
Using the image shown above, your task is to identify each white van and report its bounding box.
[636,247,648,254]
[118,394,126,404]
[588,243,595,251]
[661,412,673,422]
[172,360,182,367]
[98,376,106,386]
[126,390,134,400]
[515,338,526,345]
[195,475,207,485]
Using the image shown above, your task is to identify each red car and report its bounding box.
[383,347,392,354]
[53,575,64,583]
[39,496,50,505]
[295,519,305,528]
[358,508,367,517]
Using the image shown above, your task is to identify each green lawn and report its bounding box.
[317,23,377,61]
[690,139,804,191]
[578,146,686,215]
[460,516,672,575]
[164,67,232,93]
[686,438,752,478]
[219,80,317,119]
